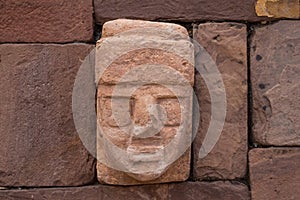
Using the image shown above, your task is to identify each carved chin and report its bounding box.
[127,170,166,182]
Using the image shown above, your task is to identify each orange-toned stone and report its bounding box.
[95,19,194,185]
[256,0,300,18]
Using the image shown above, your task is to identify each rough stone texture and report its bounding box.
[0,181,250,200]
[94,0,271,23]
[96,19,194,185]
[0,0,93,43]
[251,20,300,146]
[256,0,300,18]
[249,148,300,200]
[0,44,95,186]
[193,23,248,180]
[0,184,168,200]
[168,181,250,200]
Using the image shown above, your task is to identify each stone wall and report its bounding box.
[0,1,299,199]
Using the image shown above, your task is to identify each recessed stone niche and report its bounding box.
[95,19,194,185]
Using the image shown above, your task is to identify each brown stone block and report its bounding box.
[0,184,169,200]
[94,0,271,23]
[193,22,248,180]
[168,181,250,200]
[0,0,93,43]
[249,148,300,200]
[0,181,250,200]
[96,19,194,185]
[251,20,300,146]
[0,44,95,186]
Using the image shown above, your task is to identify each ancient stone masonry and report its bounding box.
[0,0,93,43]
[95,19,194,185]
[256,0,300,18]
[251,20,300,146]
[249,148,300,200]
[193,22,248,180]
[0,181,250,200]
[0,44,95,186]
[93,0,270,23]
[0,1,300,199]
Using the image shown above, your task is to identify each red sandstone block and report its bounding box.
[193,22,248,180]
[0,184,168,200]
[94,0,270,24]
[0,181,250,200]
[0,44,95,186]
[0,0,93,43]
[168,181,250,200]
[249,148,300,200]
[96,19,193,185]
[251,20,300,146]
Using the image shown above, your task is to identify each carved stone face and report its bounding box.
[98,82,187,181]
[95,19,194,185]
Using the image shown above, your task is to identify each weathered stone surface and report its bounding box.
[256,0,300,18]
[168,181,250,200]
[0,181,250,200]
[96,19,194,185]
[94,0,271,23]
[251,20,300,146]
[0,184,168,200]
[249,148,300,200]
[193,23,248,180]
[0,0,93,43]
[0,44,95,186]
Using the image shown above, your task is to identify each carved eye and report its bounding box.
[157,97,182,126]
[99,97,131,127]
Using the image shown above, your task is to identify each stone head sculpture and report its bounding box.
[95,19,194,185]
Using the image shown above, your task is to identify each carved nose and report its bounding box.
[133,95,156,126]
[132,95,166,138]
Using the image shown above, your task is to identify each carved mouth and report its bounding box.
[127,170,165,182]
[127,145,164,162]
[126,146,168,181]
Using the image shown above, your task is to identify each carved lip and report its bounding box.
[127,145,164,162]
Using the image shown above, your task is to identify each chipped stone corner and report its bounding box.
[255,0,300,18]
